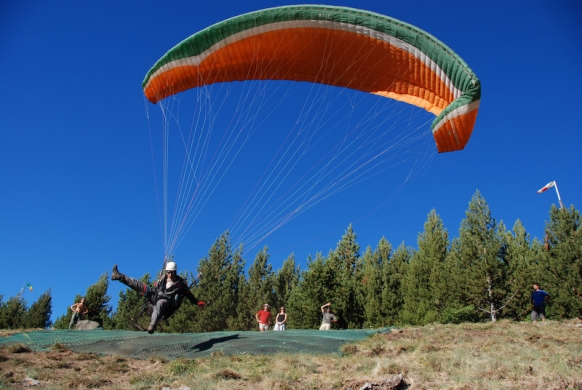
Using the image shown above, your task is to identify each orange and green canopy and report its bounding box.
[142,5,481,153]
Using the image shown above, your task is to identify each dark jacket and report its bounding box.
[155,274,197,306]
[531,289,549,307]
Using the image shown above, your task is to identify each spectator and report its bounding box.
[255,304,272,331]
[273,307,288,331]
[319,302,337,330]
[531,283,550,322]
[69,297,89,329]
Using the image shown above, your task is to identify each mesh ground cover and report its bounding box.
[0,328,390,360]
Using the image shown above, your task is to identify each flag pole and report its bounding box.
[554,181,565,209]
[537,180,565,210]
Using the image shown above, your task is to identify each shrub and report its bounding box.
[441,305,478,324]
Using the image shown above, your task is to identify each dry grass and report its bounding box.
[1,320,581,389]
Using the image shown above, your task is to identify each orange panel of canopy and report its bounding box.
[143,5,481,152]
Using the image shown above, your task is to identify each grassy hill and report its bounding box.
[1,319,581,389]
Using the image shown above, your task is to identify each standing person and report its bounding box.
[111,262,205,334]
[69,297,89,329]
[273,307,288,331]
[255,304,272,331]
[319,302,337,330]
[531,283,550,322]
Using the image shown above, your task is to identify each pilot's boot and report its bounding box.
[147,324,156,334]
[111,265,124,282]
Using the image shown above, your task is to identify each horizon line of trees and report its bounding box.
[2,191,580,331]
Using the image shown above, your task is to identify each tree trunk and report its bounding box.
[488,275,497,322]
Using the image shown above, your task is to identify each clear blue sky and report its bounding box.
[2,1,580,323]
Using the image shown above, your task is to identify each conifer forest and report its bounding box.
[2,191,580,332]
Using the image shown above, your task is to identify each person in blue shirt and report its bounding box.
[530,283,550,322]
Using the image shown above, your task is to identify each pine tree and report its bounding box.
[381,240,409,325]
[55,273,113,329]
[273,253,300,310]
[286,253,328,329]
[401,209,448,325]
[541,205,582,318]
[25,290,53,329]
[358,246,384,328]
[86,273,113,328]
[326,225,361,328]
[169,233,244,332]
[241,247,276,329]
[500,220,541,320]
[52,311,69,329]
[234,272,253,330]
[446,191,508,322]
[221,247,246,331]
[0,296,27,329]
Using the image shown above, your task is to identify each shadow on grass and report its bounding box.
[190,334,240,352]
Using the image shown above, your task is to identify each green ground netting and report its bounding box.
[0,328,390,360]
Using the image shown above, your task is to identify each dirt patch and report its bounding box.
[382,329,418,341]
[0,347,163,389]
[526,334,541,343]
[214,368,244,380]
[343,374,407,390]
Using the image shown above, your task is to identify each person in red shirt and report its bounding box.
[255,303,272,331]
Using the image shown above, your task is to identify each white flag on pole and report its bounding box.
[537,181,555,194]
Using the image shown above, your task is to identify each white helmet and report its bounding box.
[166,261,177,272]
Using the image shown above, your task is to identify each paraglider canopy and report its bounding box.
[143,4,481,153]
[142,5,482,258]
